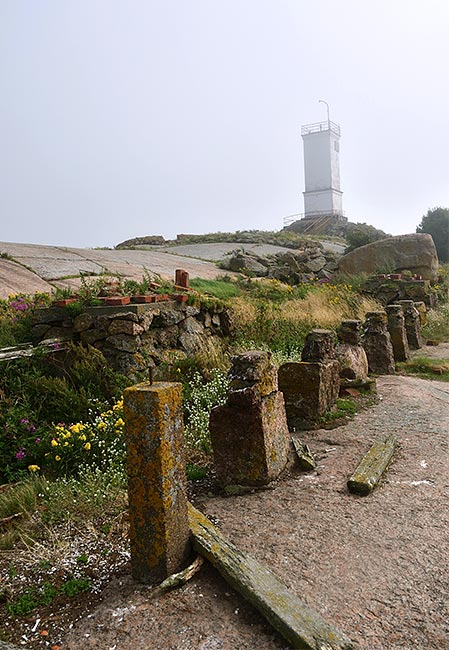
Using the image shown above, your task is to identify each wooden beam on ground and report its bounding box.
[188,503,353,650]
[347,434,397,496]
[292,438,317,471]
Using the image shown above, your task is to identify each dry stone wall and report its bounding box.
[31,301,232,377]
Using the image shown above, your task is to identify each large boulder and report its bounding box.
[338,234,439,282]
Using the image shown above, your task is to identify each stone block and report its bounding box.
[278,361,340,431]
[210,389,290,487]
[73,313,94,332]
[123,382,190,584]
[107,319,144,336]
[301,329,336,362]
[362,312,395,374]
[399,300,423,350]
[385,304,410,362]
[337,320,362,345]
[229,350,278,397]
[414,301,427,325]
[105,334,141,352]
[335,343,368,380]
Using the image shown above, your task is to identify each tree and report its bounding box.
[416,207,449,262]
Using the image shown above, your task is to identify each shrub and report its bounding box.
[0,292,51,347]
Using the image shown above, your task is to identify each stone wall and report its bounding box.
[31,301,232,377]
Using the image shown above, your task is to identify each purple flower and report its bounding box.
[27,425,36,433]
[53,342,60,350]
[20,418,29,425]
[35,437,41,444]
[15,448,26,460]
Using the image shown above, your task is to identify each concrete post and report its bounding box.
[123,381,190,584]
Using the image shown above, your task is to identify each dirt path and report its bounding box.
[56,367,449,650]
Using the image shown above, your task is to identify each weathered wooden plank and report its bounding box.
[0,338,67,362]
[347,434,397,495]
[292,438,317,471]
[188,503,353,650]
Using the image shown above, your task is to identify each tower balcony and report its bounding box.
[301,121,341,137]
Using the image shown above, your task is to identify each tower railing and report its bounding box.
[301,121,341,136]
[283,209,346,226]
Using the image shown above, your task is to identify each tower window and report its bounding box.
[334,141,340,152]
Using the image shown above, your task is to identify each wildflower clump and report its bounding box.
[0,292,51,347]
[41,399,126,477]
[184,369,230,452]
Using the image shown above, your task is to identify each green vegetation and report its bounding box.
[0,343,129,482]
[422,302,449,343]
[396,356,449,381]
[189,277,243,300]
[344,222,389,253]
[117,229,346,250]
[417,207,449,262]
[322,398,357,423]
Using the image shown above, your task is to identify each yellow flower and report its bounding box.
[96,421,107,431]
[113,400,123,411]
[84,442,91,451]
[79,434,87,441]
[114,418,124,428]
[51,439,59,447]
[63,441,69,446]
[55,455,61,461]
[28,464,40,472]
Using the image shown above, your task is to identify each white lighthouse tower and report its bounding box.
[299,103,346,230]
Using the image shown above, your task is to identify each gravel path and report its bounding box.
[58,371,449,650]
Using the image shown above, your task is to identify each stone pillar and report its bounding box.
[210,351,290,487]
[301,328,336,362]
[414,301,427,326]
[278,329,340,431]
[399,300,423,350]
[335,320,369,380]
[175,269,189,289]
[385,304,410,362]
[362,312,395,374]
[124,382,190,584]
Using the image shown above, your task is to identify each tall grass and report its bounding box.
[422,304,449,342]
[231,284,381,354]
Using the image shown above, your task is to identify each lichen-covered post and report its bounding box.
[399,300,423,349]
[123,381,191,584]
[385,304,410,362]
[362,311,395,375]
[279,330,340,430]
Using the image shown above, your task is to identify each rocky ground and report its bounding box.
[0,240,346,299]
[2,344,448,650]
[0,242,237,299]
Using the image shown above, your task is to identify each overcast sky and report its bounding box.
[1,0,448,248]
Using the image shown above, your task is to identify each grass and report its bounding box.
[231,281,381,355]
[396,356,449,381]
[422,304,449,343]
[322,398,357,423]
[189,277,243,300]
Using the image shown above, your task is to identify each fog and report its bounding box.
[1,0,448,247]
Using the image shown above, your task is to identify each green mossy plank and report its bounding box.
[292,438,317,471]
[347,434,397,495]
[188,503,353,650]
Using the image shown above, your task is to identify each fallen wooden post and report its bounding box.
[292,438,317,471]
[347,434,397,495]
[188,503,353,650]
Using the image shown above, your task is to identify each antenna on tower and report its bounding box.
[318,99,330,130]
